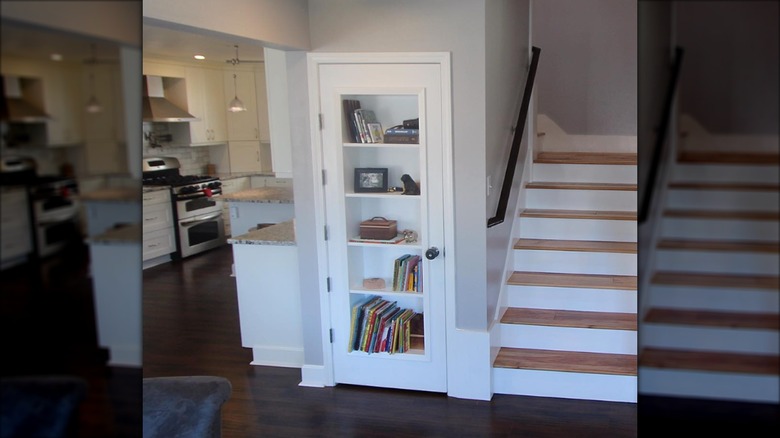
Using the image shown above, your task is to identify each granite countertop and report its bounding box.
[228,220,295,246]
[81,187,141,202]
[214,172,275,181]
[87,223,141,245]
[222,186,294,203]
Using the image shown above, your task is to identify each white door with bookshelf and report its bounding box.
[311,54,451,393]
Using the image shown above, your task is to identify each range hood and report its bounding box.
[142,75,198,122]
[1,76,50,123]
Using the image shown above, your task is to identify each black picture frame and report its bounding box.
[354,168,388,193]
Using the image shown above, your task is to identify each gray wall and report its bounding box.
[676,1,779,135]
[484,0,531,325]
[532,0,637,136]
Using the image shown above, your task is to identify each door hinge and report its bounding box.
[322,169,327,185]
[326,277,332,292]
[324,225,329,241]
[329,328,334,343]
[318,113,324,130]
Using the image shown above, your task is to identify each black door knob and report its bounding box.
[425,247,440,260]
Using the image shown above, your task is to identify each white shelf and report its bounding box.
[349,287,424,298]
[343,142,419,148]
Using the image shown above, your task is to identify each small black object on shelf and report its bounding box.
[401,174,420,195]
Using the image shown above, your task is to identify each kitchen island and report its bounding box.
[228,220,303,368]
[222,186,295,236]
[87,223,142,367]
[81,186,142,237]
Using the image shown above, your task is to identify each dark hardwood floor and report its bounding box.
[142,245,641,437]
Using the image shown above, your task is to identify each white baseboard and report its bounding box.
[107,345,142,367]
[250,346,304,368]
[298,364,327,388]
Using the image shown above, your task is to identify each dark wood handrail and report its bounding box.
[488,46,541,228]
[639,46,684,224]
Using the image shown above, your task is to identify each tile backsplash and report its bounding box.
[143,143,210,176]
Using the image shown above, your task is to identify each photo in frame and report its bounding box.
[354,168,389,193]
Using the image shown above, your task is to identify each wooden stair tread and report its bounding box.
[526,182,637,191]
[678,151,780,165]
[535,152,637,165]
[658,238,780,253]
[520,209,637,221]
[509,271,637,290]
[640,348,779,375]
[652,271,780,290]
[669,182,780,192]
[643,308,780,330]
[664,209,780,221]
[515,238,637,253]
[494,347,637,376]
[501,307,637,331]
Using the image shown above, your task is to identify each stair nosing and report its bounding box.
[663,209,780,221]
[514,238,637,254]
[668,182,780,192]
[494,347,637,376]
[501,307,637,331]
[534,152,637,165]
[526,182,637,191]
[643,307,780,330]
[509,271,637,290]
[677,151,780,165]
[640,347,780,375]
[651,271,780,290]
[657,238,780,253]
[520,209,637,221]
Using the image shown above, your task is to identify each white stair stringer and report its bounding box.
[494,152,638,403]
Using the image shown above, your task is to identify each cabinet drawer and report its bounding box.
[220,177,250,194]
[142,202,174,233]
[142,227,175,261]
[142,190,171,206]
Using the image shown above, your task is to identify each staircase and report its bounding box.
[493,151,638,402]
[638,151,780,403]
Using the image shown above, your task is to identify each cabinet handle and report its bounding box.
[144,216,158,222]
[147,243,158,248]
[255,128,259,139]
[256,151,260,162]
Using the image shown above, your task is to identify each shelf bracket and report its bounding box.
[326,277,331,292]
[318,113,324,130]
[324,225,329,241]
[322,169,327,185]
[329,328,334,343]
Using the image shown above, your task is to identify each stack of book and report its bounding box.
[392,254,421,292]
[384,126,419,144]
[348,297,419,354]
[342,99,384,143]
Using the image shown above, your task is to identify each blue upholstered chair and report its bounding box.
[0,375,88,438]
[142,376,232,438]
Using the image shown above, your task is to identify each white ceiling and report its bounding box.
[143,23,265,66]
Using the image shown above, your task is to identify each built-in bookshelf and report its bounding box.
[312,53,450,392]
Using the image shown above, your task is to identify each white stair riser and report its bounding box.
[647,285,780,313]
[654,250,780,275]
[660,217,780,242]
[665,190,779,212]
[638,368,780,403]
[513,250,637,275]
[519,217,637,242]
[672,164,780,184]
[493,368,637,402]
[500,324,636,354]
[640,324,780,355]
[532,163,637,184]
[526,189,637,211]
[507,285,637,313]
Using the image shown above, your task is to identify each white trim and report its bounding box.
[298,365,328,388]
[249,346,304,369]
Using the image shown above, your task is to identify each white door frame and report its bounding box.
[306,52,454,388]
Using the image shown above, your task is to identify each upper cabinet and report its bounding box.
[186,66,227,145]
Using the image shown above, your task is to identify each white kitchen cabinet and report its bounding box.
[0,188,33,269]
[254,66,271,143]
[310,53,451,392]
[228,140,264,173]
[83,63,126,174]
[142,189,175,266]
[224,67,260,141]
[186,66,227,145]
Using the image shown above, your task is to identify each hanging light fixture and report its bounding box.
[227,45,247,112]
[85,44,102,113]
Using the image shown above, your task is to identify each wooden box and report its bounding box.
[359,217,397,240]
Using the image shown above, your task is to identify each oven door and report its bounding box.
[176,196,221,219]
[178,211,225,258]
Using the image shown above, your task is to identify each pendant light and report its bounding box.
[85,44,102,113]
[227,45,247,112]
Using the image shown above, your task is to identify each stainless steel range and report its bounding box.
[142,157,225,258]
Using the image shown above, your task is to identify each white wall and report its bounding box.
[532,0,637,136]
[142,0,310,50]
[676,1,779,136]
